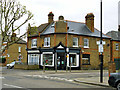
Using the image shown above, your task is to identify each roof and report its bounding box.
[41,20,110,39]
[28,23,49,36]
[106,31,120,40]
[17,39,26,44]
[37,23,49,33]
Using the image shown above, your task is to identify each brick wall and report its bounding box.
[6,43,27,64]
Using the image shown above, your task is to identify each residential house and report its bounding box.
[106,30,120,70]
[2,34,27,65]
[27,12,111,70]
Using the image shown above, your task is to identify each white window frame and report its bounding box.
[68,53,79,67]
[116,43,119,50]
[28,54,39,65]
[84,38,89,48]
[73,37,78,47]
[44,37,50,47]
[41,52,54,67]
[31,39,37,48]
[18,47,21,53]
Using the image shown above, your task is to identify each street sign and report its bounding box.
[99,44,103,53]
[97,41,105,45]
[66,48,69,52]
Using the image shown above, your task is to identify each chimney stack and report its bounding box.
[48,12,54,23]
[85,13,94,32]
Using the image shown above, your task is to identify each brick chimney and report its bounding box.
[11,33,16,41]
[48,12,54,23]
[85,13,94,32]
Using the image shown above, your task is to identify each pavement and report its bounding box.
[74,76,109,87]
[19,70,111,88]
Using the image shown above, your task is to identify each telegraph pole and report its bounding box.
[100,0,103,83]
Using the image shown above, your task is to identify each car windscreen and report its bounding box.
[10,62,15,64]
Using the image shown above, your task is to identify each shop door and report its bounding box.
[57,53,66,70]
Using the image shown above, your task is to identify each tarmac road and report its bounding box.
[1,67,114,89]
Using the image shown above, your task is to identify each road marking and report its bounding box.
[24,75,73,82]
[71,73,89,75]
[4,84,23,88]
[0,77,5,79]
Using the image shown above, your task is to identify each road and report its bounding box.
[1,67,114,89]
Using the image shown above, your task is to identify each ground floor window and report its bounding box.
[28,54,39,65]
[82,54,90,65]
[42,53,53,66]
[69,54,77,66]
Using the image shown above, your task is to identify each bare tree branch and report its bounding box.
[0,0,33,53]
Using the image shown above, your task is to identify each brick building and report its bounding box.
[106,31,120,70]
[2,37,27,65]
[27,12,111,70]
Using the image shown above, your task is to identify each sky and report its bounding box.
[17,0,120,36]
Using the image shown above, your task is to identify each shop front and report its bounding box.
[27,42,81,70]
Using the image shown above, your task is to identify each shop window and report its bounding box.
[43,54,53,65]
[84,38,89,48]
[28,54,39,65]
[116,43,119,50]
[82,54,90,65]
[73,37,78,47]
[31,39,37,48]
[69,54,77,66]
[44,37,50,47]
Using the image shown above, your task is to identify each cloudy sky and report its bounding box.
[18,0,120,35]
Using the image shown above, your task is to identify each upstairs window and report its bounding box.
[73,37,78,47]
[84,38,89,48]
[44,37,50,47]
[18,47,21,53]
[31,39,37,48]
[116,43,119,50]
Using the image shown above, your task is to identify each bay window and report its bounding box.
[28,54,39,65]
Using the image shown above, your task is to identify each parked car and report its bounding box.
[108,73,120,90]
[6,61,15,69]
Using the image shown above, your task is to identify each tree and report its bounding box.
[0,0,33,53]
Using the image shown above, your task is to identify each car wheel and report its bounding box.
[7,66,8,69]
[117,82,120,90]
[10,66,14,69]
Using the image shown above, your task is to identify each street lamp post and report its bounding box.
[66,47,68,72]
[100,0,103,83]
[70,57,71,72]
[43,59,45,72]
[55,53,57,72]
[66,28,69,72]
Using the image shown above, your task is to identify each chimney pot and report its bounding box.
[59,15,64,21]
